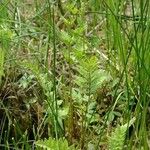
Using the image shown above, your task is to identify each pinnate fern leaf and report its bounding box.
[108,117,135,150]
[75,56,110,94]
[35,137,76,150]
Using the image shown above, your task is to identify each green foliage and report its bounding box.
[35,138,76,150]
[108,117,135,150]
[74,56,110,124]
[0,1,9,24]
[18,73,35,89]
[0,25,13,48]
[109,125,126,150]
[37,73,69,133]
[75,56,110,94]
[0,25,13,84]
[0,48,4,84]
[0,1,150,149]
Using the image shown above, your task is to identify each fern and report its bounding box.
[35,137,76,150]
[74,56,110,148]
[108,117,136,150]
[75,56,110,95]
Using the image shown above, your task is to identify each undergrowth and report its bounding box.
[0,0,150,150]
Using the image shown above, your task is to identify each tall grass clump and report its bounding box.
[101,0,150,149]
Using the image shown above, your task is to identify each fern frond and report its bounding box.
[75,56,110,94]
[35,137,75,150]
[108,117,136,150]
